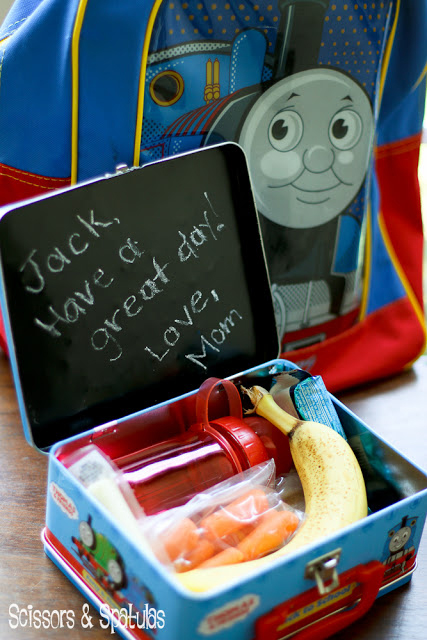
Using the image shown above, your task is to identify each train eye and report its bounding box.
[149,71,184,107]
[268,111,303,152]
[79,521,95,549]
[329,109,362,150]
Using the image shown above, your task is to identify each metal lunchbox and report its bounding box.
[0,144,426,640]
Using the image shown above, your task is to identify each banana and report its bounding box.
[175,385,367,593]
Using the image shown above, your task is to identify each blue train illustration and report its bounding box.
[381,515,418,584]
[73,515,128,591]
[137,0,392,348]
[72,515,159,634]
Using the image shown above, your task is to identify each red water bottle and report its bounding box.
[114,378,270,515]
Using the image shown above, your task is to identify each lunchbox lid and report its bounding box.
[0,144,279,450]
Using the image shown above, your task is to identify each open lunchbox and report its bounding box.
[0,143,426,640]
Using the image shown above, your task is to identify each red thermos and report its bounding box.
[114,378,271,515]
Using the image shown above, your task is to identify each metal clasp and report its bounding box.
[104,163,131,179]
[115,163,130,174]
[305,548,342,595]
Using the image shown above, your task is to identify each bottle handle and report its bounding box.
[195,377,243,425]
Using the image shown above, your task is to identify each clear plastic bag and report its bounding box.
[67,445,150,552]
[141,459,304,573]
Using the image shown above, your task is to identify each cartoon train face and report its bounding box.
[200,67,372,335]
[382,516,418,583]
[235,68,374,230]
[388,524,413,553]
[144,35,374,236]
[141,0,383,341]
[74,518,127,591]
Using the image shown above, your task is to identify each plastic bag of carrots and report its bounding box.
[141,460,304,573]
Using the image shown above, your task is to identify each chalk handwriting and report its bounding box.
[34,269,114,337]
[185,309,243,370]
[119,238,144,264]
[144,289,219,363]
[20,189,243,376]
[76,210,120,238]
[19,211,120,294]
[90,257,170,361]
[177,192,225,262]
[20,250,47,295]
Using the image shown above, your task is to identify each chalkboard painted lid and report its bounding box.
[0,143,279,450]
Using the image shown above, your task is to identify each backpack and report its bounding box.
[0,0,425,391]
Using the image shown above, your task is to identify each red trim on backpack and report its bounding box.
[375,132,425,309]
[283,296,425,392]
[282,132,426,391]
[0,163,70,207]
[0,165,71,353]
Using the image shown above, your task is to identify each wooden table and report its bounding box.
[0,352,426,639]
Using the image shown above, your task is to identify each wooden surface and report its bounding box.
[0,351,426,639]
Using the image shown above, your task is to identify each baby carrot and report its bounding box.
[217,523,255,550]
[174,538,216,573]
[237,509,300,561]
[200,488,270,542]
[197,547,245,569]
[161,517,200,561]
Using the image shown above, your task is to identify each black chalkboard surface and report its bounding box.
[0,144,278,449]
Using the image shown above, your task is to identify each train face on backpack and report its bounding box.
[135,0,426,388]
[140,0,377,350]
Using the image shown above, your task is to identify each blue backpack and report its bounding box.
[0,0,425,390]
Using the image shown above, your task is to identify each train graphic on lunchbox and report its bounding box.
[62,508,420,638]
[138,0,394,350]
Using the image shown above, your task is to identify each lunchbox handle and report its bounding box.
[255,560,385,640]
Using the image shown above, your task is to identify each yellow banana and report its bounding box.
[175,385,367,593]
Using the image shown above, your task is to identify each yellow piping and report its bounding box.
[378,0,400,105]
[133,0,165,168]
[413,63,427,91]
[71,0,90,185]
[374,0,426,360]
[360,0,401,320]
[378,210,427,359]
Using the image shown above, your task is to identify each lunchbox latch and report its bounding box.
[103,163,131,179]
[304,548,342,595]
[114,163,130,174]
